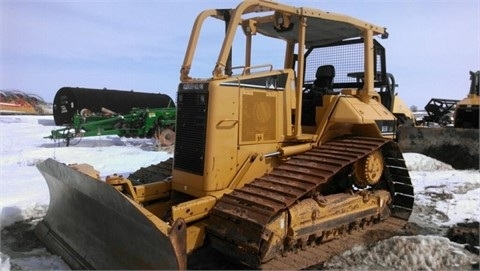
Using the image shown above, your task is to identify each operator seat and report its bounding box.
[302,65,335,125]
[313,65,335,90]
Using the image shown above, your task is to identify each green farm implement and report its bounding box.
[47,107,176,147]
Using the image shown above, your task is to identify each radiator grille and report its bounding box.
[174,86,208,175]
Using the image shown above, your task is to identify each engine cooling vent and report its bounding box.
[174,88,208,175]
[241,92,276,142]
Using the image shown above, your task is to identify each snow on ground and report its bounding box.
[0,115,479,270]
[405,153,480,229]
[1,115,171,228]
[325,235,478,270]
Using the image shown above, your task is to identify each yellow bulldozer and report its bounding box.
[376,72,415,126]
[36,1,414,269]
[454,70,479,128]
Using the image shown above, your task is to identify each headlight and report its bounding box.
[375,120,396,136]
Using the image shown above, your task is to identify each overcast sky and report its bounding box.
[1,0,479,109]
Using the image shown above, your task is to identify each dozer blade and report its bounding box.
[36,158,186,270]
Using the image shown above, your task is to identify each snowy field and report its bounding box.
[1,115,479,270]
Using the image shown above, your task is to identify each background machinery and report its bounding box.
[36,1,414,269]
[374,72,415,126]
[397,70,479,169]
[411,70,478,128]
[421,98,458,127]
[454,70,479,128]
[47,106,176,147]
[52,87,174,125]
[0,90,50,115]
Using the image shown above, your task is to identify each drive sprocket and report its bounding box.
[353,150,384,188]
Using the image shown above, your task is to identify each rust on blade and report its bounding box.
[169,218,187,270]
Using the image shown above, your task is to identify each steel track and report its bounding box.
[206,136,414,269]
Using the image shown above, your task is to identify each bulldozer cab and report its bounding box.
[179,0,393,135]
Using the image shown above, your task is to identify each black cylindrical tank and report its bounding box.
[53,87,174,125]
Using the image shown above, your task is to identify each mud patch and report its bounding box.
[0,219,69,270]
[423,190,454,201]
[424,144,479,170]
[1,219,43,254]
[446,221,480,255]
[410,198,451,227]
[452,182,480,195]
